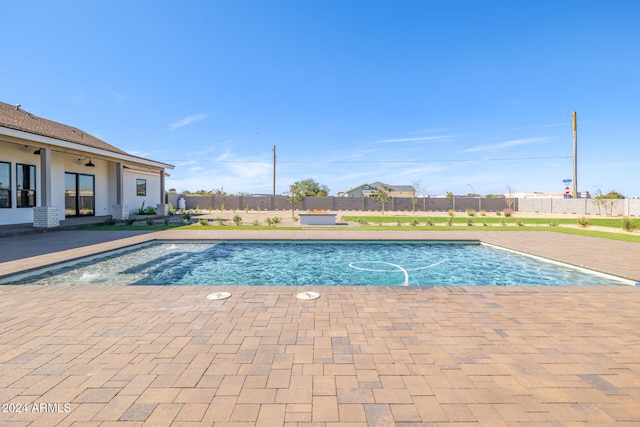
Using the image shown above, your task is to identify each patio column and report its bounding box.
[157,169,168,216]
[111,162,128,220]
[33,147,59,228]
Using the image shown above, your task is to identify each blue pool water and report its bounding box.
[2,241,632,286]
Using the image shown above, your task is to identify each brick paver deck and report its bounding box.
[1,230,639,426]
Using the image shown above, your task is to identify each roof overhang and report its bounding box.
[0,126,174,171]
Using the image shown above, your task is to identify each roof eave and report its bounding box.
[1,126,174,170]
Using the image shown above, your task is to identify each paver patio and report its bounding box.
[0,229,639,426]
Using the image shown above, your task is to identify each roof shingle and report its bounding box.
[0,101,129,155]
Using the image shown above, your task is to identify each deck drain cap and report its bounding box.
[297,291,320,300]
[207,291,231,300]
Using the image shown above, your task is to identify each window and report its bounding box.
[65,173,95,217]
[136,179,146,196]
[0,162,10,208]
[16,164,36,208]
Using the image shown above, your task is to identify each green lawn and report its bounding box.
[85,215,640,243]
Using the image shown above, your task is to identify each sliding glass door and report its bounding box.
[65,172,95,216]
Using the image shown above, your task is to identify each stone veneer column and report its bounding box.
[33,206,60,228]
[156,204,169,216]
[111,205,129,220]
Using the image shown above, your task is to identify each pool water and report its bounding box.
[2,241,633,286]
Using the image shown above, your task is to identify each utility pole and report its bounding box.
[572,111,578,199]
[272,145,276,198]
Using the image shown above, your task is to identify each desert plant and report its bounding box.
[503,210,512,217]
[146,218,154,226]
[181,217,189,225]
[168,202,175,215]
[410,219,419,226]
[208,206,212,214]
[467,209,475,217]
[496,211,502,216]
[500,219,507,226]
[447,209,455,217]
[577,216,589,228]
[622,217,637,232]
[397,219,403,226]
[105,217,117,226]
[425,219,434,226]
[216,218,224,226]
[252,219,260,226]
[199,219,208,226]
[479,210,486,217]
[233,215,242,226]
[467,218,474,226]
[126,218,135,225]
[516,220,524,227]
[244,205,249,213]
[257,205,261,212]
[550,221,559,227]
[195,204,200,213]
[482,222,488,226]
[219,203,225,213]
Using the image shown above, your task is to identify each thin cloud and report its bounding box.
[169,113,208,130]
[374,135,453,144]
[464,137,549,153]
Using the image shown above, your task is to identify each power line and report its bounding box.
[164,155,571,164]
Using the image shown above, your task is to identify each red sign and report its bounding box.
[565,186,571,195]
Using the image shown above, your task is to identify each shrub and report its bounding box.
[410,219,419,226]
[146,218,154,226]
[516,220,524,227]
[425,219,434,226]
[136,201,157,215]
[233,215,242,226]
[219,203,224,213]
[550,221,559,227]
[479,210,486,217]
[500,219,507,227]
[181,217,189,225]
[216,218,224,226]
[199,219,208,226]
[467,209,475,217]
[245,205,249,213]
[126,218,135,225]
[163,218,169,226]
[482,222,488,226]
[503,210,512,217]
[496,211,502,216]
[252,219,260,226]
[467,218,474,226]
[105,217,117,226]
[168,202,175,215]
[447,209,455,217]
[622,217,637,232]
[577,216,589,228]
[397,220,403,226]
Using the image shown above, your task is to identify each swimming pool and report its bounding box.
[1,240,633,286]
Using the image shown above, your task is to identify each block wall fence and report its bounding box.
[166,194,640,216]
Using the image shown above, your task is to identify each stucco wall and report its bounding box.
[123,170,161,214]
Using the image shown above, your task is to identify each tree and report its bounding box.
[410,180,425,213]
[370,185,393,215]
[599,190,625,216]
[446,192,454,199]
[505,185,515,213]
[167,188,177,194]
[286,183,305,219]
[293,178,330,197]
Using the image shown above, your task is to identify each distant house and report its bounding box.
[339,182,416,198]
[0,102,174,228]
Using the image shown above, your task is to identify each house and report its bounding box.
[338,182,416,198]
[0,102,174,228]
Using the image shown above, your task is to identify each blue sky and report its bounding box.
[3,0,640,197]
